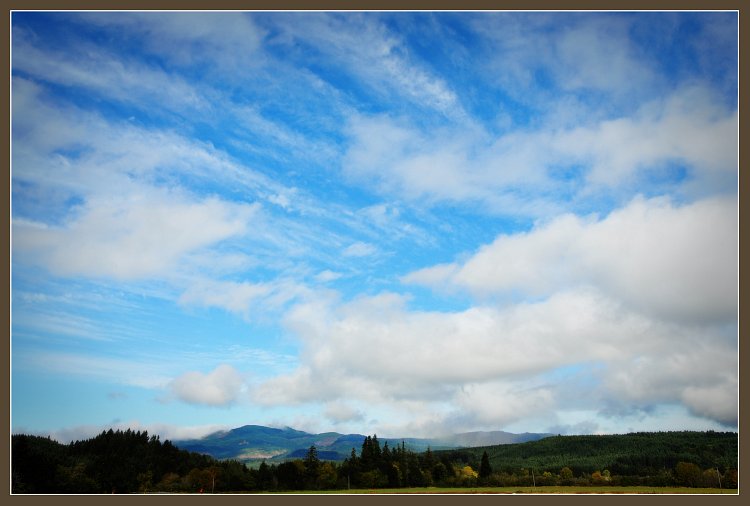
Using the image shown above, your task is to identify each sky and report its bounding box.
[10,11,738,443]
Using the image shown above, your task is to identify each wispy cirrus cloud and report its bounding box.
[12,26,214,115]
[267,13,464,119]
[178,277,312,320]
[77,12,264,71]
[343,85,737,217]
[14,350,174,389]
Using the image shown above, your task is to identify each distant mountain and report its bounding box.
[172,424,552,464]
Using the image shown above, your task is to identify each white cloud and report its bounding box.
[255,257,736,429]
[552,17,657,94]
[169,364,245,407]
[470,14,661,110]
[12,27,212,115]
[342,241,377,257]
[315,270,343,283]
[12,76,281,209]
[178,278,310,318]
[406,195,737,324]
[14,350,172,389]
[271,13,462,118]
[343,86,737,215]
[178,279,274,315]
[558,86,738,190]
[323,402,365,424]
[268,191,293,210]
[11,12,738,439]
[13,191,256,280]
[681,383,738,426]
[273,289,657,395]
[76,12,263,74]
[451,382,557,429]
[602,342,737,426]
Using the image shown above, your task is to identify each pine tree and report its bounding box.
[479,451,492,479]
[303,445,320,489]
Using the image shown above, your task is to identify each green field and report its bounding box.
[271,486,737,494]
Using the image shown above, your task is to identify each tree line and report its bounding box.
[437,430,738,483]
[12,429,738,493]
[12,429,252,493]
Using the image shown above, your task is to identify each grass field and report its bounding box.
[273,486,737,494]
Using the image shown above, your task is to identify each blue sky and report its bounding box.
[11,11,738,443]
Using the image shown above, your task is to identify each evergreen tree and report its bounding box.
[256,461,273,491]
[479,451,492,479]
[303,445,321,489]
[423,446,435,473]
[382,441,391,463]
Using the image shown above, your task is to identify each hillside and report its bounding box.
[436,430,738,477]
[172,425,552,464]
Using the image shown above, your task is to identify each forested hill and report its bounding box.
[11,429,738,493]
[12,429,251,494]
[437,430,738,477]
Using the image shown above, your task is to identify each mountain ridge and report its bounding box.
[173,424,553,464]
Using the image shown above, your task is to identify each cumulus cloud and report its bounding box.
[279,291,649,390]
[601,342,737,425]
[434,381,558,430]
[558,86,738,191]
[323,402,365,424]
[254,280,737,430]
[405,195,737,324]
[681,383,738,426]
[254,192,737,431]
[169,364,245,407]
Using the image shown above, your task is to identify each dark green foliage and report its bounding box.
[12,434,68,493]
[276,460,306,490]
[303,445,321,489]
[479,451,492,479]
[12,430,242,493]
[12,429,738,492]
[436,431,738,479]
